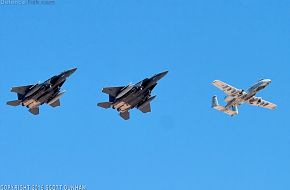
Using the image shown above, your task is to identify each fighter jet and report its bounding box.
[7,68,77,115]
[211,79,277,116]
[97,71,168,120]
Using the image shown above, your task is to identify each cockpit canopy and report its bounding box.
[50,76,60,84]
[258,79,265,82]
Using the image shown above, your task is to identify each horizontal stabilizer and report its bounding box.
[97,102,113,109]
[29,107,39,115]
[212,96,238,116]
[49,99,60,107]
[102,86,124,97]
[11,85,33,95]
[120,111,130,120]
[7,100,22,106]
[213,105,237,116]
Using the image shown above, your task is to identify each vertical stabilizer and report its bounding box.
[212,95,219,107]
[120,111,130,120]
[29,107,39,115]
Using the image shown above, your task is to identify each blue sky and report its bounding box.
[0,0,290,189]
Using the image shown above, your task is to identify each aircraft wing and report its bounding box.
[11,85,34,95]
[247,97,277,109]
[212,80,243,96]
[102,86,124,97]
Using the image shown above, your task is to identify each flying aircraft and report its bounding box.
[7,68,77,115]
[211,79,277,116]
[97,71,168,120]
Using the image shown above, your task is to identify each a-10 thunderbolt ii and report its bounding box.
[7,68,77,115]
[211,79,277,116]
[97,71,168,120]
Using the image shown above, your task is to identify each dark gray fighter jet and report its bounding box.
[97,71,168,120]
[7,68,77,115]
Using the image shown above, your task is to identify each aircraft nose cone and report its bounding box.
[259,79,271,87]
[156,70,169,80]
[65,67,77,77]
[69,67,77,74]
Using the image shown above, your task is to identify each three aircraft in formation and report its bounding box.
[6,68,277,119]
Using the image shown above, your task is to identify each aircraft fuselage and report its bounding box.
[224,79,271,108]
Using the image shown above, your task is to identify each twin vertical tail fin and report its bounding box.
[211,96,238,116]
[29,107,39,115]
[120,111,130,120]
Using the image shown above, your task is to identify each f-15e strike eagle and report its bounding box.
[7,68,77,115]
[212,79,277,116]
[97,71,168,120]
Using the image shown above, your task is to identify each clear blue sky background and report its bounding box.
[0,0,290,189]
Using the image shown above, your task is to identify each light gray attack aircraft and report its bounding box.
[212,79,277,116]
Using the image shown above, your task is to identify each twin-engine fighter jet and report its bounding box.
[212,79,277,116]
[97,71,168,120]
[7,68,77,115]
